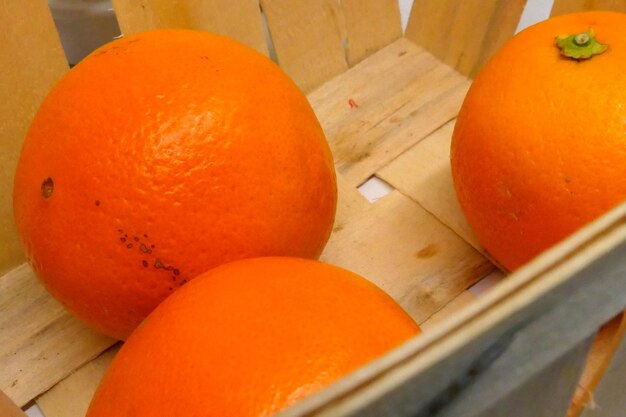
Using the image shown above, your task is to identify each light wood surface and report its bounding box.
[111,0,269,55]
[405,0,527,78]
[0,265,115,407]
[342,0,402,66]
[308,38,470,187]
[0,0,68,275]
[260,0,348,92]
[378,120,480,251]
[36,346,120,417]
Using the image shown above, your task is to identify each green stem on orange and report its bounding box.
[555,28,608,60]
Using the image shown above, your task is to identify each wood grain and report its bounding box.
[552,0,626,15]
[405,0,527,78]
[0,0,68,275]
[37,346,120,417]
[342,0,402,66]
[0,265,115,407]
[321,190,493,324]
[260,0,348,92]
[377,120,482,252]
[309,38,470,187]
[112,0,269,55]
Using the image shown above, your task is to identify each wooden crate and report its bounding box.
[1,1,626,416]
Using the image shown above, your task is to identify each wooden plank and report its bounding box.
[552,0,626,16]
[37,346,120,417]
[0,0,68,275]
[321,190,494,324]
[277,200,626,417]
[0,264,115,407]
[341,0,402,66]
[405,0,527,78]
[260,0,347,92]
[111,0,269,55]
[308,38,470,187]
[377,120,481,252]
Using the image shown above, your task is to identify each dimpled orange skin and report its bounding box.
[451,11,626,271]
[12,30,337,340]
[85,257,420,417]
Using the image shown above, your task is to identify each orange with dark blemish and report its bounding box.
[12,30,337,340]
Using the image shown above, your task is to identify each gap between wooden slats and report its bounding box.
[405,0,527,78]
[111,0,269,55]
[552,0,626,15]
[0,0,68,275]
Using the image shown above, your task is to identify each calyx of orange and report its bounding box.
[556,28,608,60]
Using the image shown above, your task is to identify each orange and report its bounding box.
[85,257,420,417]
[451,11,626,271]
[12,30,337,340]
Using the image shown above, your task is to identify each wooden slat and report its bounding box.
[111,0,269,55]
[37,346,120,417]
[308,38,470,187]
[277,200,626,417]
[321,190,494,324]
[260,0,347,92]
[0,265,115,407]
[342,0,402,66]
[405,0,527,78]
[0,0,68,275]
[377,120,481,251]
[552,0,626,15]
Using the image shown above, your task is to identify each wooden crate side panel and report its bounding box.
[259,0,348,92]
[405,0,527,79]
[111,0,269,55]
[478,338,592,417]
[0,0,68,275]
[342,0,402,66]
[552,0,626,15]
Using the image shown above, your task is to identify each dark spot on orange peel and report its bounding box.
[41,177,54,199]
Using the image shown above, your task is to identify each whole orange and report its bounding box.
[451,11,626,271]
[85,257,420,417]
[13,30,337,340]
